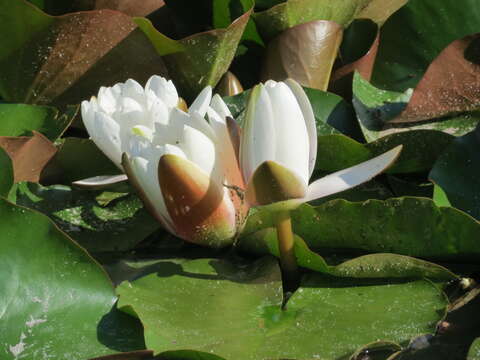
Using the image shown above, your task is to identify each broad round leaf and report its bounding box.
[117,257,448,359]
[0,198,144,359]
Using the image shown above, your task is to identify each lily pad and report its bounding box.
[0,131,57,182]
[41,138,122,185]
[243,199,480,261]
[253,0,399,41]
[0,0,167,106]
[240,229,457,280]
[14,182,159,252]
[353,71,480,138]
[135,10,251,101]
[429,126,480,220]
[468,338,480,360]
[0,198,144,359]
[371,0,480,92]
[117,257,448,360]
[0,103,74,140]
[0,147,13,197]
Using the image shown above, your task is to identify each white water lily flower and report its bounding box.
[81,76,246,247]
[240,79,402,210]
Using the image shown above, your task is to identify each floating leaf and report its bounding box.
[0,103,74,140]
[0,0,167,106]
[261,20,343,90]
[117,257,448,359]
[135,10,251,101]
[253,0,380,41]
[243,199,480,261]
[0,147,13,197]
[0,131,57,182]
[240,229,456,280]
[468,338,480,360]
[0,198,144,359]
[430,126,480,220]
[15,182,159,252]
[398,35,480,122]
[371,0,480,93]
[41,138,121,185]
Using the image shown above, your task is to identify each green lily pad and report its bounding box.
[429,126,480,220]
[243,199,480,261]
[468,338,480,360]
[240,229,456,280]
[135,10,250,101]
[117,257,448,360]
[433,184,452,208]
[304,87,363,139]
[352,72,413,138]
[0,147,13,197]
[314,131,453,174]
[252,0,398,41]
[387,175,433,198]
[371,0,480,92]
[0,198,144,359]
[0,103,75,140]
[14,182,159,252]
[353,72,480,140]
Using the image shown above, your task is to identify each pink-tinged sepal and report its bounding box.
[158,154,237,248]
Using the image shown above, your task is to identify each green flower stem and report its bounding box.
[275,210,299,294]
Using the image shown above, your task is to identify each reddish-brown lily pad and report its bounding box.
[0,131,57,182]
[0,0,167,106]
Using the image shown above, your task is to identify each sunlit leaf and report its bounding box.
[0,198,144,359]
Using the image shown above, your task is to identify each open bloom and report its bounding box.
[240,79,402,209]
[81,76,245,247]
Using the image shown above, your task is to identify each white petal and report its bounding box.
[207,107,239,184]
[130,153,174,233]
[152,107,186,145]
[121,79,144,99]
[188,111,217,141]
[145,75,178,108]
[149,96,169,129]
[285,78,317,179]
[264,81,310,183]
[97,86,117,114]
[179,125,217,180]
[92,112,122,168]
[81,99,96,135]
[210,94,232,122]
[189,86,212,117]
[240,84,275,182]
[304,146,403,202]
[128,135,152,158]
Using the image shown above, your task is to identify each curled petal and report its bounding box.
[305,145,403,202]
[245,160,307,207]
[72,174,128,190]
[158,154,237,247]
